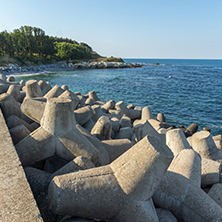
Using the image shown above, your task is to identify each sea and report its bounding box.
[15,59,222,136]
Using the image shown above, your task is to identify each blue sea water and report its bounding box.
[15,59,222,136]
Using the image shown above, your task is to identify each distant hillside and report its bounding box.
[0,26,119,66]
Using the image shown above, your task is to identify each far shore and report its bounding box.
[0,61,143,77]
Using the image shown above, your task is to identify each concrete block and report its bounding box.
[83,118,95,132]
[109,109,124,120]
[7,75,15,82]
[85,97,94,106]
[156,113,166,122]
[44,84,64,98]
[44,155,69,173]
[119,127,134,140]
[111,117,119,132]
[7,84,20,102]
[48,135,173,220]
[88,90,100,102]
[192,131,220,160]
[208,183,222,208]
[120,115,131,128]
[74,106,94,125]
[133,119,161,142]
[187,123,198,135]
[115,101,128,115]
[153,170,222,222]
[61,84,69,90]
[38,80,52,95]
[101,100,115,113]
[59,90,80,110]
[201,157,221,187]
[141,106,154,120]
[76,124,110,166]
[0,93,22,119]
[91,104,105,122]
[156,208,178,222]
[0,108,43,221]
[101,139,132,162]
[21,97,47,123]
[166,128,191,156]
[51,156,95,178]
[168,149,201,187]
[16,98,99,166]
[91,116,112,140]
[26,80,43,98]
[127,108,141,120]
[6,114,35,132]
[111,199,159,222]
[9,124,31,145]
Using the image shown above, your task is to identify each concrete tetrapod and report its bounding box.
[21,97,47,123]
[168,149,201,187]
[153,171,222,221]
[16,98,99,166]
[25,80,43,98]
[201,157,222,187]
[48,135,173,221]
[166,128,192,157]
[192,131,222,160]
[91,116,112,140]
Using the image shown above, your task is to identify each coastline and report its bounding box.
[0,61,143,77]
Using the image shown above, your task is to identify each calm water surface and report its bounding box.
[15,59,222,136]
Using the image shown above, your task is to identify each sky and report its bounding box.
[0,0,222,59]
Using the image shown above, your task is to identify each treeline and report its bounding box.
[0,26,100,61]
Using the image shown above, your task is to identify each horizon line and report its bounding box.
[122,57,222,60]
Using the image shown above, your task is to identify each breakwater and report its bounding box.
[0,61,142,75]
[1,74,222,221]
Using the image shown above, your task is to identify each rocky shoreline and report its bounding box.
[1,74,222,221]
[0,61,143,76]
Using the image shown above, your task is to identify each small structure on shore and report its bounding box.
[0,73,222,221]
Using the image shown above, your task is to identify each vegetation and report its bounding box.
[0,25,102,66]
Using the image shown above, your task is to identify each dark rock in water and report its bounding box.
[187,123,198,135]
[153,63,160,65]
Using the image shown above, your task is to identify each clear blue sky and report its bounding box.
[0,0,222,59]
